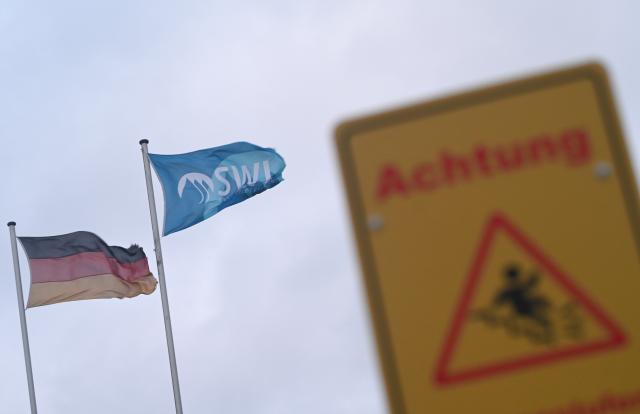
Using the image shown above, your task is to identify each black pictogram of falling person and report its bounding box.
[470,263,585,345]
[483,263,555,344]
[494,264,551,329]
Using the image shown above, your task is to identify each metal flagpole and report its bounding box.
[7,222,38,414]
[139,139,184,414]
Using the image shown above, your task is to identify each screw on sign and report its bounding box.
[336,63,640,414]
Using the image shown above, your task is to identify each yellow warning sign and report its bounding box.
[335,63,640,413]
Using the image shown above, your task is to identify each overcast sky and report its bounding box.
[1,1,639,413]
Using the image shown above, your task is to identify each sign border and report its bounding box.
[335,62,640,414]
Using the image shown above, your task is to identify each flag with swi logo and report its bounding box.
[149,142,286,235]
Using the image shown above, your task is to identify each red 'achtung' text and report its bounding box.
[376,128,591,201]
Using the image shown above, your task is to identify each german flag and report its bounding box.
[19,232,157,308]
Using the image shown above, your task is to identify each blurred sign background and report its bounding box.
[336,64,640,413]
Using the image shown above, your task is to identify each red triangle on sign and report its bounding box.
[434,212,626,386]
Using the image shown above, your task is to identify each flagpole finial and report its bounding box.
[7,221,16,227]
[139,139,149,145]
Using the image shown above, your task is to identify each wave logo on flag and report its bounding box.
[149,142,286,235]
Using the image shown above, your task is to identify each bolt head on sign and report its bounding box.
[336,63,640,414]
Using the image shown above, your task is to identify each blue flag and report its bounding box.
[149,142,286,235]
